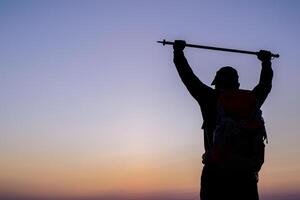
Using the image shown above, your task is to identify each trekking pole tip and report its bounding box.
[157,39,167,45]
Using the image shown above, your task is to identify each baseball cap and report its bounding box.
[211,66,239,85]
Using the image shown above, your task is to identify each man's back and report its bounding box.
[173,44,273,151]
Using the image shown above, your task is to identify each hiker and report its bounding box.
[172,40,273,200]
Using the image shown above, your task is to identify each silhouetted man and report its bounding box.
[173,40,273,200]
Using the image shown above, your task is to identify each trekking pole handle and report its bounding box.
[157,39,280,58]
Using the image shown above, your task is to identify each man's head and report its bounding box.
[211,66,240,90]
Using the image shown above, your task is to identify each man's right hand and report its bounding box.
[173,40,186,51]
[257,50,272,62]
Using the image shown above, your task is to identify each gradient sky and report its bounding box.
[0,0,300,199]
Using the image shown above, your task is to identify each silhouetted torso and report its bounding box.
[173,50,272,151]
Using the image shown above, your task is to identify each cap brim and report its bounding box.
[211,78,216,85]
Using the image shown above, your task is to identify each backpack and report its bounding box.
[211,90,267,173]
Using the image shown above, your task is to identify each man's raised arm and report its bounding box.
[253,50,274,107]
[173,40,213,101]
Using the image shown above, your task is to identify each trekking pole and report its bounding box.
[157,39,280,58]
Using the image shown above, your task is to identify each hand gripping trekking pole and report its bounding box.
[157,39,280,58]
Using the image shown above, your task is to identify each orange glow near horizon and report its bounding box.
[0,151,200,197]
[1,147,300,198]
